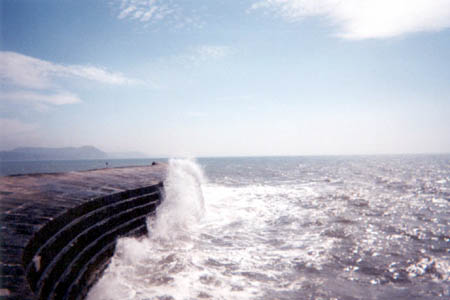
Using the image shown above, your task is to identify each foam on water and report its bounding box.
[87,158,208,299]
[88,156,450,300]
[88,159,332,299]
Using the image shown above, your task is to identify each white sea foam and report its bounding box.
[88,156,449,299]
[88,159,334,300]
[149,158,206,240]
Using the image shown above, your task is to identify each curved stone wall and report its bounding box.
[0,164,166,300]
[23,183,163,300]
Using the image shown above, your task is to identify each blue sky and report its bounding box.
[1,0,450,156]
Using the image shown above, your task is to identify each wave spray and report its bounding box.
[150,158,206,240]
[87,158,208,300]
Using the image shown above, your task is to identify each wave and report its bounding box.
[149,158,206,241]
[87,156,450,299]
[87,158,209,300]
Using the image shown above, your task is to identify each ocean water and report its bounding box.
[85,155,449,300]
[0,158,165,176]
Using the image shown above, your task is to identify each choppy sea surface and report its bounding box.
[84,155,450,300]
[5,155,449,299]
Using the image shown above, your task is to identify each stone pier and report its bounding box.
[0,164,166,300]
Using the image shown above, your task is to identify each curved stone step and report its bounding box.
[25,189,161,291]
[20,183,163,300]
[36,201,158,299]
[51,220,149,300]
[23,184,162,269]
[64,224,148,300]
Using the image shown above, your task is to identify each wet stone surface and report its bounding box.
[0,164,166,299]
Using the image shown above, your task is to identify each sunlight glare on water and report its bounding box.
[88,156,450,300]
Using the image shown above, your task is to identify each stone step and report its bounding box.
[0,164,166,299]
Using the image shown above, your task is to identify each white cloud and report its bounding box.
[156,45,233,69]
[118,5,137,19]
[250,0,450,39]
[115,0,202,28]
[141,6,158,21]
[0,91,81,106]
[0,51,145,111]
[0,51,141,89]
[0,51,53,89]
[181,45,233,66]
[64,65,141,85]
[117,0,174,22]
[195,46,231,59]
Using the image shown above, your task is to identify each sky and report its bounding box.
[1,0,450,157]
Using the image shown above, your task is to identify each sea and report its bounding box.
[0,158,165,176]
[2,156,449,299]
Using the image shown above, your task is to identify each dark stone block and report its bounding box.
[2,214,51,226]
[1,264,25,277]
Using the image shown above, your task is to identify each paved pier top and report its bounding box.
[0,164,167,299]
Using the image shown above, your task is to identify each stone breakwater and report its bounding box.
[0,164,166,300]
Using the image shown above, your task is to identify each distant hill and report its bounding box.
[0,146,108,161]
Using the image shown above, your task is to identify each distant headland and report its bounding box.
[0,146,149,161]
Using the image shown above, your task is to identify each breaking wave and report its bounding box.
[149,158,206,240]
[88,155,450,300]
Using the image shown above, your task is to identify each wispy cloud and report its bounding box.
[195,46,232,59]
[0,51,142,89]
[0,91,81,106]
[0,51,142,110]
[115,0,202,28]
[0,51,53,89]
[118,5,137,19]
[173,45,234,66]
[250,0,450,39]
